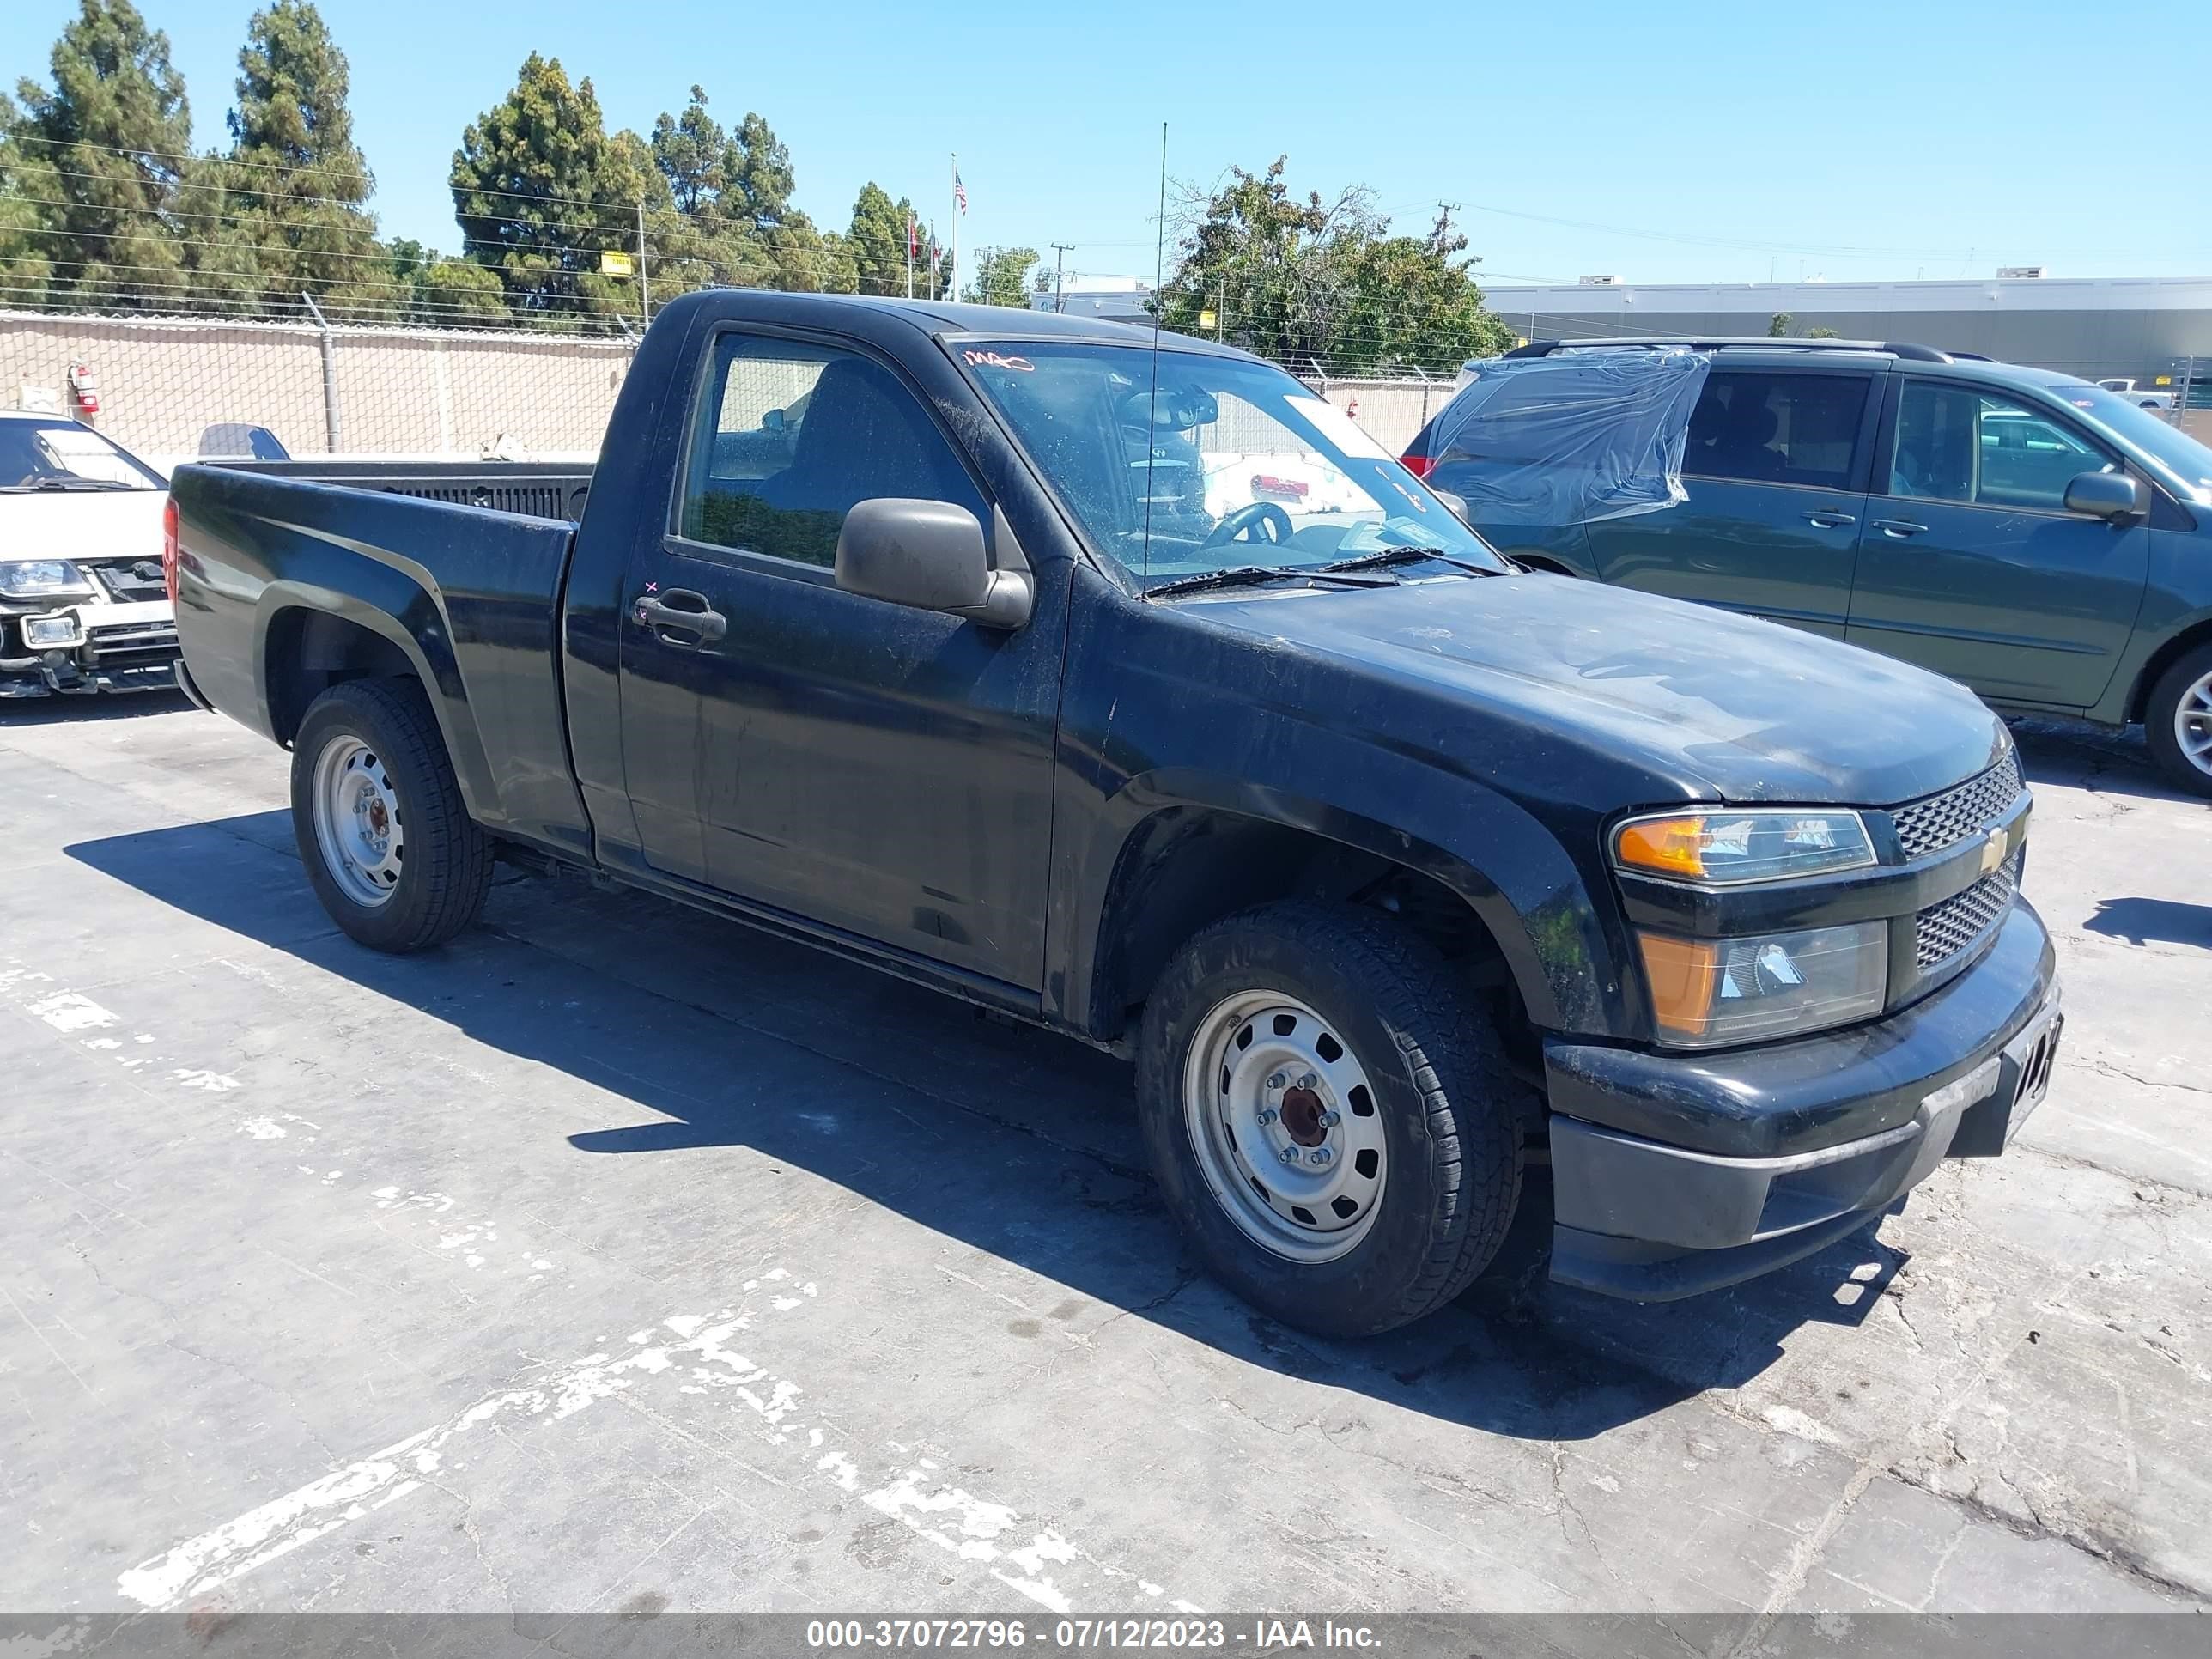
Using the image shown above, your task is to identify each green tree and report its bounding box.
[846,181,927,296]
[1767,311,1792,337]
[420,256,507,322]
[726,111,794,232]
[6,0,194,311]
[450,54,653,326]
[215,0,383,314]
[0,92,58,306]
[962,246,1038,307]
[1156,158,1511,374]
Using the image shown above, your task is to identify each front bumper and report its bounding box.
[1543,901,2059,1301]
[1,599,180,697]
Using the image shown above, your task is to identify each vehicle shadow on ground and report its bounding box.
[0,689,187,727]
[2008,716,2201,805]
[2083,896,2212,950]
[70,811,1905,1445]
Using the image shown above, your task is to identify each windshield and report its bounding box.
[0,418,165,492]
[959,342,1512,588]
[2050,385,2212,503]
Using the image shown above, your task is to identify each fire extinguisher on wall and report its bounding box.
[67,362,100,421]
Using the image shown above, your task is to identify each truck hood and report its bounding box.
[0,489,168,566]
[1191,571,2008,807]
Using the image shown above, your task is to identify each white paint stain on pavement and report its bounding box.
[27,993,118,1033]
[116,1278,1199,1617]
[118,1298,799,1609]
[862,1463,1091,1614]
[172,1069,241,1092]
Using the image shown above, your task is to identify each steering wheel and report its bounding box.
[1201,501,1294,550]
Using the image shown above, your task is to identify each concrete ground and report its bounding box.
[3,696,2209,1621]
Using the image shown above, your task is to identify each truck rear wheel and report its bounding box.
[291,678,494,952]
[2144,642,2212,799]
[1136,902,1526,1337]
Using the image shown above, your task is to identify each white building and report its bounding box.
[1481,275,2212,385]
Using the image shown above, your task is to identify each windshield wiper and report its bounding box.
[3,477,136,492]
[1144,564,1395,599]
[1316,546,1505,577]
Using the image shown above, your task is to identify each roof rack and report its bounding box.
[1502,337,1954,364]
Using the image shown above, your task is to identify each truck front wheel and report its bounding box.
[1136,902,1527,1337]
[291,678,494,952]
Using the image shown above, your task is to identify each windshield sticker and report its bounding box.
[963,349,1034,373]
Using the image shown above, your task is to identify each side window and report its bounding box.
[1682,371,1870,489]
[678,334,985,568]
[1888,383,2117,510]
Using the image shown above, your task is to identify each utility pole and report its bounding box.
[636,199,651,326]
[1431,200,1462,255]
[1050,243,1073,313]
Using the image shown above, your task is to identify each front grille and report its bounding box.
[1890,751,2026,860]
[86,619,179,665]
[1916,853,2021,970]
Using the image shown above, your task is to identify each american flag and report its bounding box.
[953,169,968,215]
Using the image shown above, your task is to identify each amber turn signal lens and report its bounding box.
[1636,933,1722,1037]
[1614,816,1711,880]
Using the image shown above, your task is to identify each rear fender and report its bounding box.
[254,567,496,824]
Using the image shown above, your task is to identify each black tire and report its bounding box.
[1136,901,1527,1338]
[2143,642,2212,799]
[290,678,494,951]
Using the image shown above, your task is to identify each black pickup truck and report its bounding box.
[168,289,2062,1334]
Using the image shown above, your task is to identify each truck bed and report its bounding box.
[209,458,593,522]
[169,462,592,857]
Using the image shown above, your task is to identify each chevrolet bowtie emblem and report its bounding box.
[1978,825,2008,877]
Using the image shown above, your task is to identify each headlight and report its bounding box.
[0,560,94,601]
[1638,921,1887,1048]
[1613,807,1875,885]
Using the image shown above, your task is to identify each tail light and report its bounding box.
[1401,453,1435,480]
[161,495,179,605]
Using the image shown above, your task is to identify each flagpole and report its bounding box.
[905,211,914,301]
[950,153,959,303]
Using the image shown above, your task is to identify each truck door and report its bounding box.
[615,327,1061,994]
[1844,379,2150,709]
[1583,367,1877,638]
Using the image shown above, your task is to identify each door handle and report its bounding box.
[635,590,728,643]
[1872,519,1929,538]
[1807,509,1857,528]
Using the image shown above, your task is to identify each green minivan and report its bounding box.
[1404,340,2212,795]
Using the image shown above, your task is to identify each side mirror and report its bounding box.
[834,499,1034,629]
[1430,488,1473,526]
[2063,471,2142,522]
[763,409,786,433]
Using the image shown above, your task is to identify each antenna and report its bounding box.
[1142,121,1167,592]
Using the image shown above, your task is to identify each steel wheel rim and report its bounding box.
[1182,990,1388,1264]
[311,734,404,908]
[2176,672,2212,775]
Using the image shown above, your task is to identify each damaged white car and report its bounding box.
[0,410,179,698]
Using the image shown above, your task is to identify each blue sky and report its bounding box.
[7,0,2209,290]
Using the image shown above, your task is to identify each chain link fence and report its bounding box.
[0,307,632,465]
[0,303,1468,465]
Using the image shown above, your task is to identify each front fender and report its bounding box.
[1062,763,1625,1040]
